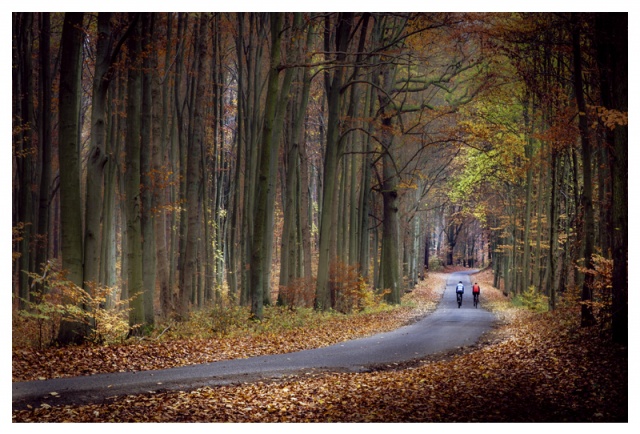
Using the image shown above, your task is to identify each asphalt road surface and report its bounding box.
[12,270,495,410]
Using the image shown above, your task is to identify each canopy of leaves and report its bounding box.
[446,83,526,224]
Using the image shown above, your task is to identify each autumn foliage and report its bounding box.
[13,261,131,349]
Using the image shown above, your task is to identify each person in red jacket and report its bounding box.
[472,282,480,307]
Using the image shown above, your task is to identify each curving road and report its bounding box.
[12,270,495,410]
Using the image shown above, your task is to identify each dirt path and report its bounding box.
[12,270,495,410]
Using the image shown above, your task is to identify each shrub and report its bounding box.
[278,277,316,309]
[514,285,549,312]
[14,261,131,348]
[161,297,252,339]
[329,261,386,314]
[428,257,444,272]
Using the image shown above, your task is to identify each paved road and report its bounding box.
[12,270,495,410]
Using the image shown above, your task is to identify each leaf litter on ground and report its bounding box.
[12,269,627,422]
[12,272,444,383]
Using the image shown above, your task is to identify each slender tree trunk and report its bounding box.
[521,93,535,294]
[35,12,52,281]
[547,141,559,310]
[124,14,145,333]
[262,31,294,307]
[57,12,86,344]
[299,121,313,282]
[379,101,401,302]
[84,13,114,299]
[250,12,284,320]
[169,14,186,302]
[533,142,545,292]
[359,85,376,280]
[227,13,245,300]
[101,77,122,306]
[316,13,353,310]
[17,13,35,307]
[241,13,266,307]
[155,12,172,317]
[572,13,596,327]
[12,13,21,290]
[140,13,156,326]
[279,27,312,295]
[179,13,208,318]
[174,13,188,312]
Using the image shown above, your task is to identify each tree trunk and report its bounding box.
[227,13,245,300]
[262,26,295,307]
[299,120,313,282]
[521,93,534,294]
[358,85,376,280]
[154,12,172,317]
[241,13,266,307]
[57,12,86,344]
[279,19,312,297]
[84,13,114,299]
[316,13,353,310]
[572,13,596,327]
[140,13,156,327]
[101,77,122,306]
[379,102,401,303]
[17,12,35,308]
[250,12,285,320]
[179,13,208,318]
[595,12,627,343]
[124,14,145,333]
[35,12,52,282]
[547,140,559,310]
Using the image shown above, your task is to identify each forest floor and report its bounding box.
[12,268,628,422]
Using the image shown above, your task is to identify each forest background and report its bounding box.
[6,0,635,424]
[5,3,628,356]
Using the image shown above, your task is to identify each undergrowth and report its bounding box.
[13,261,425,350]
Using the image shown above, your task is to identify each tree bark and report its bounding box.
[154,12,172,317]
[17,13,34,307]
[35,12,52,282]
[250,12,285,319]
[378,67,401,304]
[140,13,156,326]
[84,13,114,297]
[521,93,534,294]
[57,12,85,344]
[178,13,208,318]
[571,13,596,327]
[316,13,353,310]
[594,12,628,343]
[124,14,145,333]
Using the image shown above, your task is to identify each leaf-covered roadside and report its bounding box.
[13,272,627,422]
[12,273,446,383]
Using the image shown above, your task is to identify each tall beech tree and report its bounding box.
[15,13,35,307]
[35,12,53,288]
[315,12,354,310]
[179,13,208,318]
[85,12,131,297]
[124,13,145,332]
[152,12,173,317]
[571,13,596,327]
[249,12,285,320]
[57,12,85,344]
[140,12,156,326]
